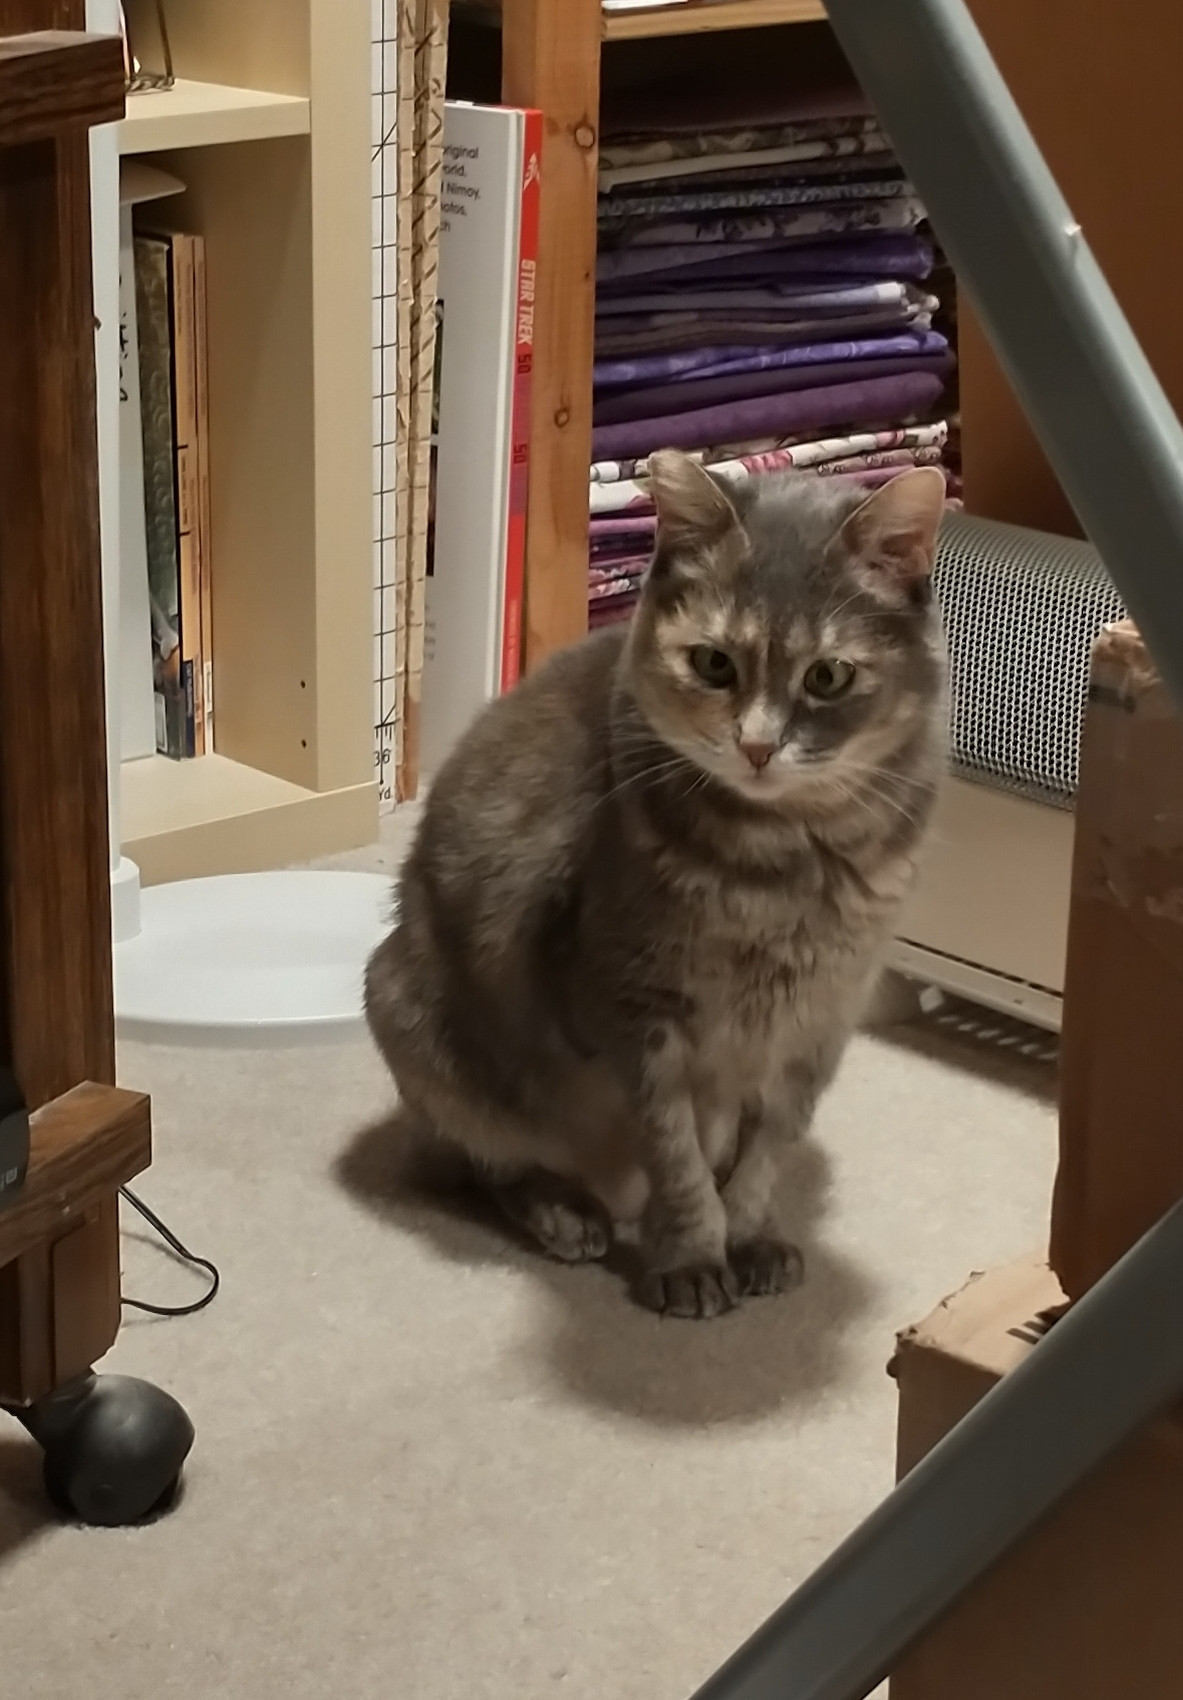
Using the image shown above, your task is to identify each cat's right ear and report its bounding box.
[647,449,742,555]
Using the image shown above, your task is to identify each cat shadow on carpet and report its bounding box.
[335,1107,878,1429]
[0,1434,55,1564]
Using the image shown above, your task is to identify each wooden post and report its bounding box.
[0,17,151,1410]
[501,0,600,670]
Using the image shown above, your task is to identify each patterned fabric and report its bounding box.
[600,129,892,192]
[600,115,882,174]
[589,103,955,623]
[589,422,950,513]
[597,206,929,273]
[594,329,948,390]
[598,177,915,229]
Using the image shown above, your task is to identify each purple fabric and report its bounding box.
[599,236,891,286]
[593,351,953,427]
[596,280,914,319]
[597,235,933,292]
[594,302,933,357]
[588,514,658,539]
[594,330,947,390]
[588,596,639,630]
[590,370,946,462]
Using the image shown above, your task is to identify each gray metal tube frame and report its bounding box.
[688,2,1183,1697]
[691,1201,1183,1700]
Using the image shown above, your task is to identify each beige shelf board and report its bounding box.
[602,0,826,38]
[121,753,377,886]
[116,79,311,155]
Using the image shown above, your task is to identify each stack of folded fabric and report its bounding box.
[589,103,958,629]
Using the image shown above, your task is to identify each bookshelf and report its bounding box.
[113,0,375,885]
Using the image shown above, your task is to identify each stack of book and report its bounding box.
[123,201,214,759]
[588,90,958,627]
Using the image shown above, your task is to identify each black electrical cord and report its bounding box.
[119,1184,221,1318]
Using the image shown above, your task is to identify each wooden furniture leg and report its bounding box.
[0,18,193,1524]
[501,0,601,669]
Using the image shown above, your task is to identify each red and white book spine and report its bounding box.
[500,108,542,694]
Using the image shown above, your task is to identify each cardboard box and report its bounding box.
[890,1257,1183,1700]
[1051,620,1183,1299]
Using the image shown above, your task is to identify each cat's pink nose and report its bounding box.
[740,740,776,771]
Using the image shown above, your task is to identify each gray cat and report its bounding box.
[365,451,947,1318]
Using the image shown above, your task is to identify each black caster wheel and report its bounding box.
[9,1371,194,1526]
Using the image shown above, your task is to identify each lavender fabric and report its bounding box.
[590,370,947,462]
[598,235,933,292]
[593,330,947,390]
[593,351,953,427]
[594,302,934,357]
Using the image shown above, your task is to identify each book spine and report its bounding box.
[192,233,215,753]
[134,234,184,760]
[170,233,203,757]
[499,108,543,695]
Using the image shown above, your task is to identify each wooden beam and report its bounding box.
[0,32,124,148]
[502,0,601,669]
[0,1084,150,1270]
[0,0,144,1416]
[0,106,116,1109]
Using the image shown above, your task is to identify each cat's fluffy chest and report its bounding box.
[663,833,882,1038]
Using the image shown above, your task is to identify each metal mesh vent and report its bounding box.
[932,512,1126,807]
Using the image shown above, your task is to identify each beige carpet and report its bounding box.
[0,814,1058,1700]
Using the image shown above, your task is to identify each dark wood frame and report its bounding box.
[0,10,155,1410]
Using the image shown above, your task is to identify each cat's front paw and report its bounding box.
[729,1238,804,1298]
[635,1262,741,1320]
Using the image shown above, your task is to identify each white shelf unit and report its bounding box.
[116,78,310,153]
[114,0,376,885]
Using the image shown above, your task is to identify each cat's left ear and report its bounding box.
[834,467,947,597]
[647,448,743,550]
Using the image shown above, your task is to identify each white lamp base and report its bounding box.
[114,870,393,1046]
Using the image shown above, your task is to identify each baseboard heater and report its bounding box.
[892,511,1126,1030]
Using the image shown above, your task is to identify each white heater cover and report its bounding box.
[933,511,1126,807]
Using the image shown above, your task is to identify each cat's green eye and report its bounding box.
[689,645,738,689]
[803,658,856,701]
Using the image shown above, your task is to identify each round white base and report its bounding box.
[114,870,394,1047]
[111,855,142,945]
